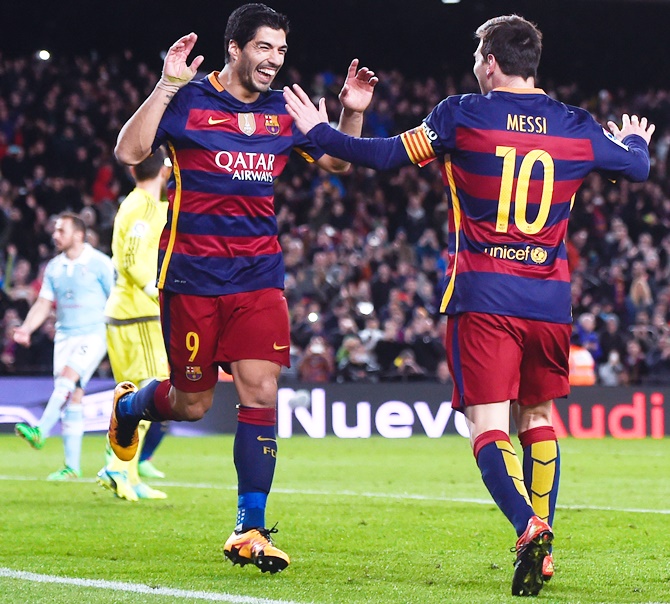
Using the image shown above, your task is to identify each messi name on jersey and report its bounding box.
[506,114,548,134]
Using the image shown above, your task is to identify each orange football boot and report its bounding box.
[224,527,290,574]
[511,515,554,596]
[108,381,139,461]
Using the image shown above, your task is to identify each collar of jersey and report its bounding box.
[208,72,225,92]
[61,243,93,266]
[492,87,546,95]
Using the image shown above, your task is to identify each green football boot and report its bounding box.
[138,460,166,479]
[47,466,81,481]
[15,423,45,450]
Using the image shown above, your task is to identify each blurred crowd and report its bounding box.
[2,50,670,386]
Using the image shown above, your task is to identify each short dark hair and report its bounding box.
[475,15,542,80]
[58,212,86,235]
[133,147,166,182]
[224,3,290,63]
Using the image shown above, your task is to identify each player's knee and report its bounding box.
[517,402,552,430]
[53,376,77,401]
[181,403,208,421]
[172,392,212,421]
[246,378,278,408]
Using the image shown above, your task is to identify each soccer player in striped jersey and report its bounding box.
[284,14,654,596]
[107,3,377,573]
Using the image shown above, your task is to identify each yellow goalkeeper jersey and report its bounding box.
[105,188,168,321]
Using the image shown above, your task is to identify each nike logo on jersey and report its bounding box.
[257,436,277,443]
[208,116,230,125]
[273,342,289,351]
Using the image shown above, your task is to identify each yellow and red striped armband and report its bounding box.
[400,126,437,166]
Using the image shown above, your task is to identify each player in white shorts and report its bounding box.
[14,212,114,481]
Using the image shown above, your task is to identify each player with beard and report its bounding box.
[14,213,113,481]
[108,3,377,573]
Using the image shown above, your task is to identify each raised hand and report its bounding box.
[338,59,378,113]
[159,33,205,92]
[608,114,655,145]
[283,84,330,135]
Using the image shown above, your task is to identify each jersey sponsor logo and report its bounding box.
[238,112,256,136]
[485,244,548,264]
[273,342,289,351]
[185,365,202,381]
[214,151,276,182]
[208,116,230,125]
[602,128,629,150]
[264,114,280,135]
[257,436,277,442]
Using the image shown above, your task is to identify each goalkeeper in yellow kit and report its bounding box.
[97,148,171,501]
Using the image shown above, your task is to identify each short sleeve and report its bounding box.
[38,262,55,302]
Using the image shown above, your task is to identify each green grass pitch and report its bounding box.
[0,433,668,603]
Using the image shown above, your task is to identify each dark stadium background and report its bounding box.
[2,0,669,89]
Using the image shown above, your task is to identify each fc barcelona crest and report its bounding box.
[265,114,280,135]
[185,365,203,381]
[238,113,256,136]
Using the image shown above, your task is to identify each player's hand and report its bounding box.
[338,59,378,113]
[13,326,31,347]
[158,33,204,92]
[608,114,655,145]
[283,84,330,134]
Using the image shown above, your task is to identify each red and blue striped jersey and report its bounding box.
[398,88,650,323]
[152,72,323,295]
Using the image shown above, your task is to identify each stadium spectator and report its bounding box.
[385,347,427,382]
[574,312,602,363]
[335,334,381,383]
[358,314,384,354]
[598,313,627,365]
[569,335,597,386]
[598,350,625,386]
[297,335,335,383]
[284,13,654,597]
[104,3,377,576]
[404,307,444,376]
[645,333,670,384]
[623,338,649,385]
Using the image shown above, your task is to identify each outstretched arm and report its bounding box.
[115,33,204,165]
[312,59,378,173]
[284,84,415,171]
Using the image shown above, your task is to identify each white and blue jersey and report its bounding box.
[39,244,114,340]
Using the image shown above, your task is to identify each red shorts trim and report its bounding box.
[160,288,290,393]
[445,312,570,412]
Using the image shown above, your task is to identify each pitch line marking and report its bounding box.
[0,475,668,515]
[0,568,307,604]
